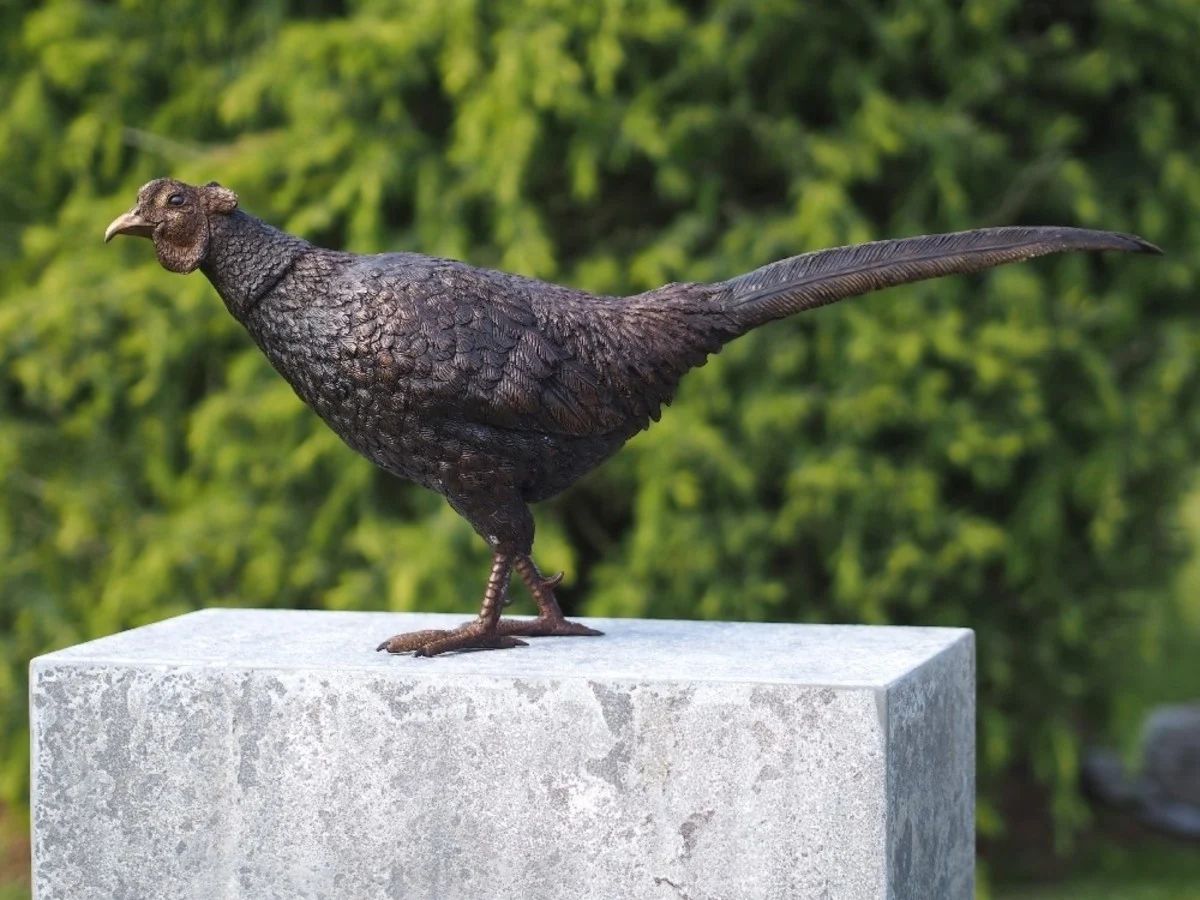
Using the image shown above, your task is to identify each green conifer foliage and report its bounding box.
[2,0,1199,856]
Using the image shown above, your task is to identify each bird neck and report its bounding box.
[201,210,311,320]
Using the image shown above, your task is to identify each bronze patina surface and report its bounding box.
[107,178,1158,655]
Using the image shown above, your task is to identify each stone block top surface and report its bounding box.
[35,607,970,687]
[33,609,975,898]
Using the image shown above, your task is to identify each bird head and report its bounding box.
[104,178,239,273]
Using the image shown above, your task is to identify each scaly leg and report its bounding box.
[497,556,603,638]
[376,554,601,655]
[375,553,527,656]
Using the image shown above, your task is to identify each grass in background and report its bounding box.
[0,806,27,900]
[995,827,1200,899]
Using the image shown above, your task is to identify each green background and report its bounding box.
[3,0,1199,895]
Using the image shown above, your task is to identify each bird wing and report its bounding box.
[350,254,714,437]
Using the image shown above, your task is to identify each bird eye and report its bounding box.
[167,193,185,206]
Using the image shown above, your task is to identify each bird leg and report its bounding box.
[375,553,601,655]
[496,556,603,639]
[375,553,528,656]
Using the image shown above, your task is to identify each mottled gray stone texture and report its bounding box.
[31,609,974,899]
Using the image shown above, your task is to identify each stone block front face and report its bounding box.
[31,609,973,899]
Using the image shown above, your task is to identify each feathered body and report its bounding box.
[202,212,741,509]
[106,178,1158,654]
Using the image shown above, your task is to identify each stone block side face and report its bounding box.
[31,662,242,900]
[33,661,893,900]
[884,634,975,900]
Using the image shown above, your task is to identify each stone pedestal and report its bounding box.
[31,609,974,899]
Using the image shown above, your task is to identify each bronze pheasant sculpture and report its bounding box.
[106,178,1159,655]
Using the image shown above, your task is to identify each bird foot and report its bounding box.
[376,554,599,656]
[376,623,528,657]
[375,615,601,656]
[498,616,603,638]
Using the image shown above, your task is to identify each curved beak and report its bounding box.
[104,210,155,243]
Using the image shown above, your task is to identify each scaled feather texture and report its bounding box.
[106,179,1160,654]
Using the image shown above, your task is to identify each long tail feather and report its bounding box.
[719,226,1160,328]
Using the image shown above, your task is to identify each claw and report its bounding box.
[542,571,565,590]
[376,622,533,656]
[497,616,603,639]
[376,628,453,654]
[412,632,528,657]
